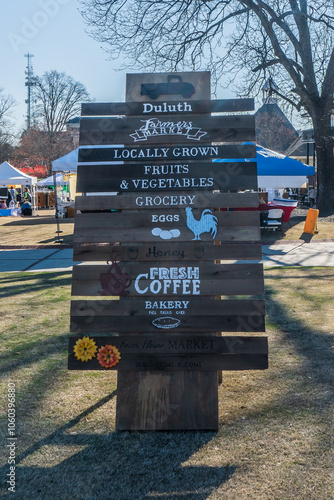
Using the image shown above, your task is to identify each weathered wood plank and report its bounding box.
[73,226,259,244]
[73,210,260,244]
[70,298,265,333]
[78,143,256,163]
[69,334,268,354]
[70,353,268,371]
[79,114,255,146]
[71,314,265,334]
[71,262,264,297]
[69,342,266,374]
[76,161,258,192]
[72,242,263,262]
[75,192,259,211]
[68,335,268,370]
[81,98,255,116]
[74,210,260,228]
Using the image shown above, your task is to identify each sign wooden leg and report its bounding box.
[116,371,218,431]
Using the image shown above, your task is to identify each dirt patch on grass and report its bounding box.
[0,268,333,498]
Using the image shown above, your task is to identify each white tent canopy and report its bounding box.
[0,161,37,186]
[37,173,68,186]
[52,149,78,172]
[257,175,309,189]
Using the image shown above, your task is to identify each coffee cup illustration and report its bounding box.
[99,261,132,296]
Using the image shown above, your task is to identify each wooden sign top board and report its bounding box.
[68,335,268,371]
[71,261,264,297]
[73,242,263,263]
[79,114,255,146]
[78,143,256,164]
[75,191,259,211]
[81,98,254,117]
[76,161,258,193]
[126,71,211,102]
[70,298,265,333]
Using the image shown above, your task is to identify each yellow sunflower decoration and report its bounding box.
[97,345,121,369]
[73,336,98,362]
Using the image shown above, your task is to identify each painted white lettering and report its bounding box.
[143,103,153,113]
[151,280,162,294]
[136,268,200,295]
[134,273,148,294]
[192,280,200,294]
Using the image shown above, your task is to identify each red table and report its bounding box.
[258,202,296,222]
[221,202,297,222]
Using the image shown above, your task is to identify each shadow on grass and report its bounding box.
[266,284,334,388]
[2,270,333,498]
[0,332,70,376]
[0,271,72,299]
[2,217,74,227]
[252,281,334,422]
[2,333,236,497]
[7,391,235,499]
[13,438,235,499]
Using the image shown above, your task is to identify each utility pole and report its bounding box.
[24,53,35,129]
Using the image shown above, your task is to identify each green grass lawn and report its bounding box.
[0,268,333,499]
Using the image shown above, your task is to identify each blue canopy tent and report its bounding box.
[214,143,315,189]
[255,144,315,188]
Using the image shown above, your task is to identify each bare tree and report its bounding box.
[79,0,334,214]
[0,88,16,163]
[32,71,90,172]
[14,127,74,174]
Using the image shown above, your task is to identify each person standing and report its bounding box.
[309,187,316,207]
[10,186,16,203]
[24,187,31,202]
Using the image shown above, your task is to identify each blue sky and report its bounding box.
[1,0,235,134]
[1,0,127,131]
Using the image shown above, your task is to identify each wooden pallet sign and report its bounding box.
[68,335,268,371]
[70,71,266,431]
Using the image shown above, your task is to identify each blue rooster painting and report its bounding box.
[185,207,218,240]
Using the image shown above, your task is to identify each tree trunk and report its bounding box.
[313,111,334,215]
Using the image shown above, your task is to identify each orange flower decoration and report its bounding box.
[97,344,121,369]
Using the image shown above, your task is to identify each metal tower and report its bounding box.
[25,53,35,129]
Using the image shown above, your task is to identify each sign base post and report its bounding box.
[116,371,218,431]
